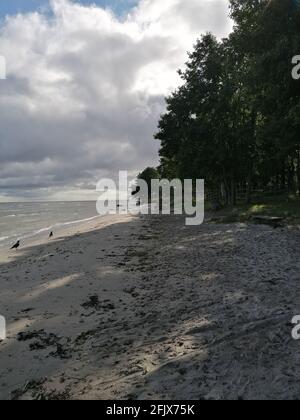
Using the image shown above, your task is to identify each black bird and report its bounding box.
[11,240,20,250]
[49,231,54,239]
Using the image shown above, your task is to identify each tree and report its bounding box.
[136,167,160,201]
[155,0,300,205]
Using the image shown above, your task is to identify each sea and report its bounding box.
[0,201,100,250]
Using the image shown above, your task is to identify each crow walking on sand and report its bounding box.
[10,240,20,250]
[49,231,54,239]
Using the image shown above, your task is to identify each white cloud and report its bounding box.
[0,0,232,201]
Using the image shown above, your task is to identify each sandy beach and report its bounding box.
[0,213,300,400]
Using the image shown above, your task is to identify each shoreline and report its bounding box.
[0,214,300,399]
[0,201,104,254]
[0,214,131,263]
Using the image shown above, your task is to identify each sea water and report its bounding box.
[0,201,99,249]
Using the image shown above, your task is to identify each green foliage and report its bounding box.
[155,0,300,205]
[218,194,300,223]
[138,167,160,186]
[137,167,160,201]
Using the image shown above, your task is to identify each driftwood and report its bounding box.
[252,215,284,228]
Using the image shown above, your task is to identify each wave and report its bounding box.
[20,213,40,217]
[0,236,10,242]
[19,215,101,241]
[2,212,43,219]
[0,214,101,247]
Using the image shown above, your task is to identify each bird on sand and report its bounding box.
[49,231,54,239]
[10,240,20,250]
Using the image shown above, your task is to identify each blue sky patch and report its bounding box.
[0,0,138,19]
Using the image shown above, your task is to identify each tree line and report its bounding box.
[147,0,300,206]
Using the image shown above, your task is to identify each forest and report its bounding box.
[153,0,300,206]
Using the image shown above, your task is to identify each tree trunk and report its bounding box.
[230,178,236,206]
[246,174,252,204]
[297,151,300,195]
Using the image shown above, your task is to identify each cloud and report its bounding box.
[0,0,232,201]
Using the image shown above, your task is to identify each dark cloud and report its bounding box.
[0,0,231,201]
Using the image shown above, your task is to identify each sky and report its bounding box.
[0,0,138,18]
[0,0,232,202]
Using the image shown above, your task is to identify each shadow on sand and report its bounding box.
[0,214,300,400]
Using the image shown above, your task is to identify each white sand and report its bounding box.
[0,213,300,400]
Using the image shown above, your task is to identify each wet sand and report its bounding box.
[0,214,300,400]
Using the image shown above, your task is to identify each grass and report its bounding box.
[210,194,300,224]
